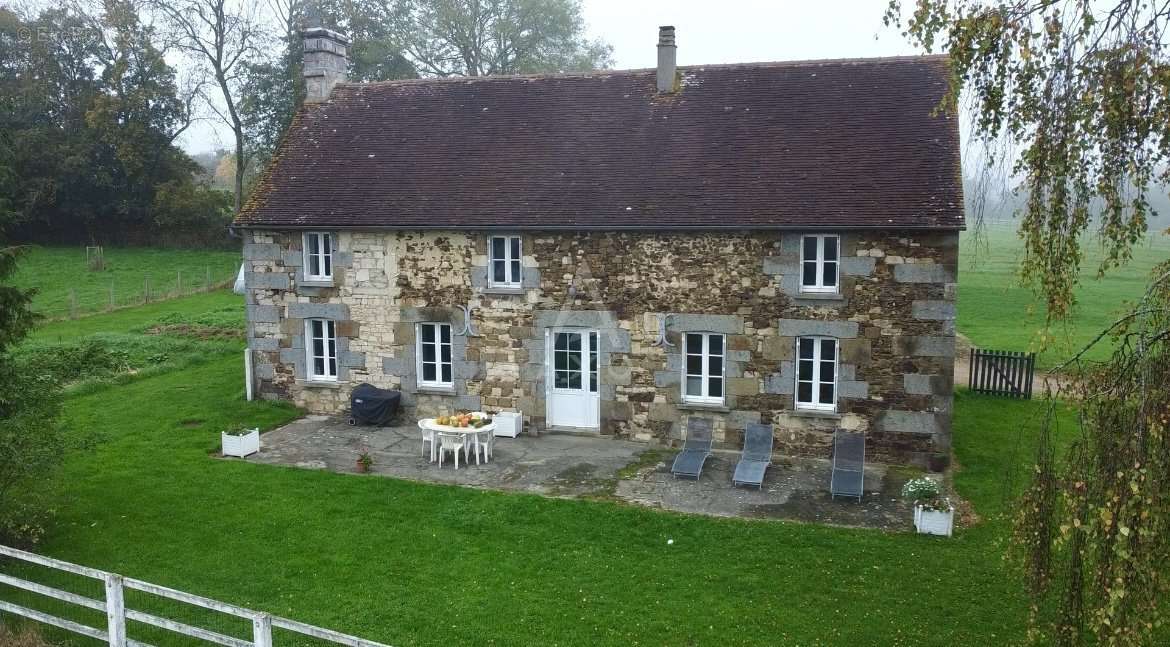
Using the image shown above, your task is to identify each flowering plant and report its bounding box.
[223,423,255,436]
[902,477,952,512]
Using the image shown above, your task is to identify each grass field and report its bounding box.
[9,246,240,319]
[12,290,245,396]
[958,226,1170,369]
[0,293,1077,646]
[28,291,242,344]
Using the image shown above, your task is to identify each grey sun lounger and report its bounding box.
[830,431,865,502]
[671,417,713,479]
[732,423,773,489]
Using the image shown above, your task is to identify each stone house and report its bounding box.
[233,26,963,469]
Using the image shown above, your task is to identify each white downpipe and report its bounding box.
[244,349,254,401]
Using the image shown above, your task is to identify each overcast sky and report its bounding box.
[583,0,914,69]
[179,0,919,154]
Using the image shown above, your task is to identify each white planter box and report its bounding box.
[222,428,260,457]
[493,412,523,438]
[914,505,954,537]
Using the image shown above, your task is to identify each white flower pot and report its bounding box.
[222,428,260,457]
[914,505,954,537]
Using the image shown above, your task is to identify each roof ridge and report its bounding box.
[338,54,948,89]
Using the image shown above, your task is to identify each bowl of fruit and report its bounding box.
[434,412,493,429]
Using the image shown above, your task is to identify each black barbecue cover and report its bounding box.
[350,383,401,426]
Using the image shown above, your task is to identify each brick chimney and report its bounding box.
[656,26,677,93]
[303,27,349,103]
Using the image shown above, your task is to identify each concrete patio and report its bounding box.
[247,416,917,530]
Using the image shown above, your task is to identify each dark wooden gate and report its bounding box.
[968,348,1036,399]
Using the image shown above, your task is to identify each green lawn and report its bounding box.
[11,290,244,397]
[0,296,1074,646]
[27,290,242,344]
[958,227,1170,369]
[10,246,240,319]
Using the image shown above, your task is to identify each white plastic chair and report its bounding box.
[474,428,495,464]
[417,420,437,462]
[437,432,466,470]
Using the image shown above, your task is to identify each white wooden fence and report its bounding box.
[0,545,393,647]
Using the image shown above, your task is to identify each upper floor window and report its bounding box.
[489,235,522,288]
[796,336,837,411]
[800,234,839,293]
[306,319,337,381]
[417,322,453,388]
[303,232,333,281]
[683,332,725,405]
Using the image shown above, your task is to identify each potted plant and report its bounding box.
[356,452,374,473]
[221,424,260,457]
[902,477,954,537]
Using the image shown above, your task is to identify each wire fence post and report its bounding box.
[144,274,151,304]
[205,266,212,292]
[104,573,126,647]
[69,289,78,319]
[108,282,115,311]
[177,269,183,297]
[252,612,272,647]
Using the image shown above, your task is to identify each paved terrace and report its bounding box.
[248,416,917,530]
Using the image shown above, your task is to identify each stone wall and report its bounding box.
[244,229,958,468]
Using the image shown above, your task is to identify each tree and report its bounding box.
[0,245,62,546]
[152,176,233,240]
[150,0,263,212]
[885,2,1170,644]
[396,0,612,77]
[84,0,208,235]
[0,5,104,238]
[0,2,231,245]
[310,0,419,81]
[0,248,36,354]
[238,0,309,169]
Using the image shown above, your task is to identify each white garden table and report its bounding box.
[420,417,496,464]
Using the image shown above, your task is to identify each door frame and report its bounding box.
[544,327,600,429]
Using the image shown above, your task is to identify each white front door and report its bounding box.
[546,329,600,429]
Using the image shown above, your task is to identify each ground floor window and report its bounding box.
[683,332,725,405]
[418,322,453,388]
[306,319,337,381]
[796,336,837,411]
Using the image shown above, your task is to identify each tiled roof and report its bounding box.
[235,56,964,230]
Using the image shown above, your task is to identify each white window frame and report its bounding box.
[305,319,338,382]
[303,231,334,282]
[682,332,726,405]
[488,235,522,288]
[551,330,598,393]
[799,234,840,294]
[795,336,838,412]
[416,322,454,389]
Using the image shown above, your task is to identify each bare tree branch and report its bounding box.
[148,0,263,211]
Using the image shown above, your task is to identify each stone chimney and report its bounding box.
[303,27,349,103]
[656,26,677,93]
